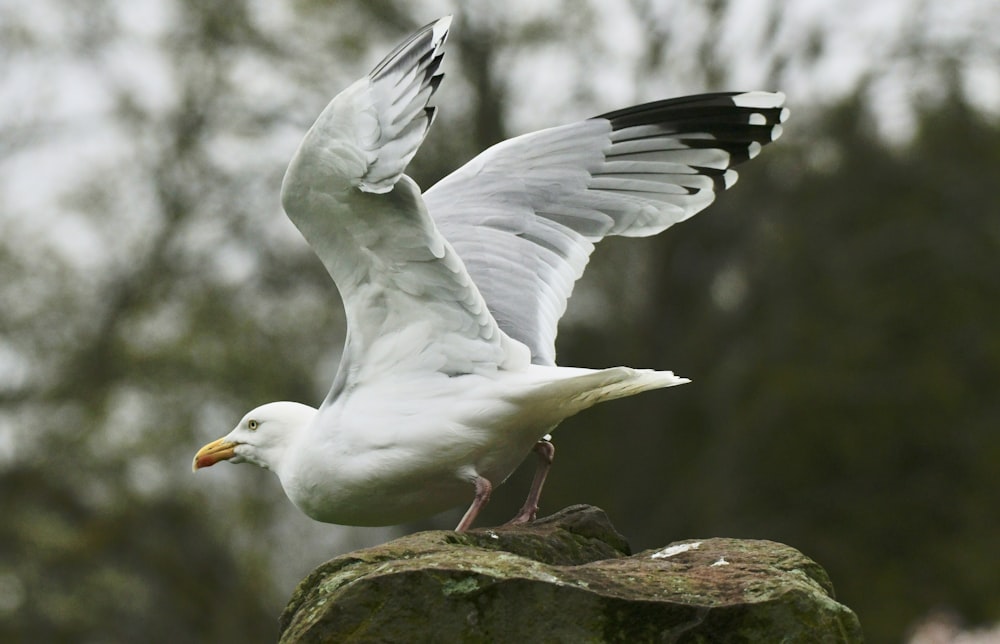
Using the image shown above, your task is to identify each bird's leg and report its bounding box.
[455,475,492,532]
[505,437,555,525]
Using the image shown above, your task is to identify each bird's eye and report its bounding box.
[247,419,259,430]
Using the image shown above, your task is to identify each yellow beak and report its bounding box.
[192,438,239,472]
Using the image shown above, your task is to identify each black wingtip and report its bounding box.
[597,91,788,167]
[370,16,452,81]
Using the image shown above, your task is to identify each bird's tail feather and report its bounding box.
[524,366,689,416]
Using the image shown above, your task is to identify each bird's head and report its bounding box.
[192,401,316,473]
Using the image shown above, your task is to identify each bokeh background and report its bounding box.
[2,0,998,641]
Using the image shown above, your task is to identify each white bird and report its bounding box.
[193,16,788,531]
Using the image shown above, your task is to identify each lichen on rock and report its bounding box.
[279,505,863,643]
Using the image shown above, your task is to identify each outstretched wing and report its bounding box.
[279,17,527,400]
[424,92,789,365]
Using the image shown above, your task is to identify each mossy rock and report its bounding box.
[280,505,863,643]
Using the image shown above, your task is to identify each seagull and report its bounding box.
[193,16,788,532]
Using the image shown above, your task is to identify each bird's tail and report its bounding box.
[521,366,689,418]
[565,366,688,408]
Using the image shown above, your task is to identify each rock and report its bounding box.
[279,505,863,643]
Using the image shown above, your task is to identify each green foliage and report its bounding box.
[549,92,1000,642]
[0,467,276,642]
[2,1,998,641]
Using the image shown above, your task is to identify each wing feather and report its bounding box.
[425,91,789,364]
[279,17,527,402]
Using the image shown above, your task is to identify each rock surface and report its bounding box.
[279,505,863,643]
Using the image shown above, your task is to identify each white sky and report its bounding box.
[2,0,997,233]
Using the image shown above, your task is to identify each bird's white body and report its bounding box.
[276,366,681,525]
[192,16,787,530]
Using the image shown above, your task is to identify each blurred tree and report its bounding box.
[1,0,998,641]
[0,467,276,641]
[0,0,351,638]
[548,91,1000,642]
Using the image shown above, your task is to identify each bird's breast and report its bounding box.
[276,372,560,526]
